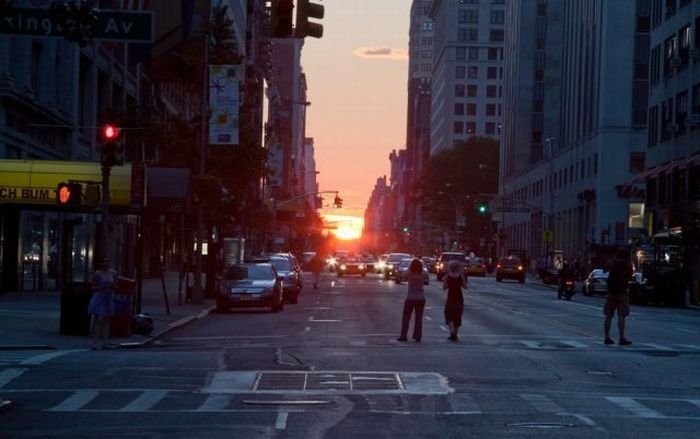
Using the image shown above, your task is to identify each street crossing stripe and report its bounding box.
[119,390,169,412]
[197,394,232,411]
[605,397,665,418]
[0,368,27,389]
[20,350,82,365]
[48,390,99,412]
[521,394,563,413]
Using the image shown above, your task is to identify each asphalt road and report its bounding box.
[2,272,700,438]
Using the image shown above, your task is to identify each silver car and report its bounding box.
[395,258,429,285]
[216,263,284,313]
[269,256,302,304]
[582,269,609,296]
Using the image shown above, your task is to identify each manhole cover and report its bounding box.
[255,372,402,392]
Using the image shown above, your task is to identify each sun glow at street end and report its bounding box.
[323,214,364,241]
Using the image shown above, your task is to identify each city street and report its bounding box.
[2,273,700,438]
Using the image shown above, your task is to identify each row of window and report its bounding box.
[648,82,700,146]
[454,83,503,98]
[509,155,601,204]
[651,0,694,29]
[454,47,504,64]
[650,18,699,85]
[457,27,504,42]
[453,120,501,135]
[454,102,503,117]
[455,65,503,80]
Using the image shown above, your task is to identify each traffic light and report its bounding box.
[402,226,409,233]
[477,202,488,215]
[100,123,123,167]
[295,0,324,38]
[271,0,294,38]
[333,195,343,208]
[56,182,82,206]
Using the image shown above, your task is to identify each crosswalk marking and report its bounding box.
[521,393,564,413]
[197,394,232,411]
[0,368,27,389]
[0,349,81,366]
[20,350,82,365]
[605,397,665,419]
[48,390,99,412]
[560,340,588,348]
[119,390,169,412]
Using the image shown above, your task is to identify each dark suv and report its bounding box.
[496,256,526,283]
[436,252,467,281]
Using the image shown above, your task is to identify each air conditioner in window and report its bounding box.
[670,57,683,69]
[689,49,700,60]
[687,114,700,127]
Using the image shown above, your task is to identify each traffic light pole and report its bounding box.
[267,190,338,252]
[100,165,111,260]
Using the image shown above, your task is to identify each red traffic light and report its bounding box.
[101,124,119,141]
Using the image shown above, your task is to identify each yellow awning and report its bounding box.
[0,160,131,207]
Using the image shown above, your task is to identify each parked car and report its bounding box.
[383,253,412,279]
[337,257,367,276]
[395,258,429,285]
[495,256,526,283]
[216,263,284,313]
[270,252,304,289]
[466,257,487,277]
[582,269,609,296]
[268,256,302,303]
[436,252,467,281]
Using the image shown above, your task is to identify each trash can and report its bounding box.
[60,282,93,336]
[111,276,136,337]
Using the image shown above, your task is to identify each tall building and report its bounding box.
[501,0,649,263]
[429,0,507,154]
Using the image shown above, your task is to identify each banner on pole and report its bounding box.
[209,65,243,145]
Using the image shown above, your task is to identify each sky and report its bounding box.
[301,0,413,234]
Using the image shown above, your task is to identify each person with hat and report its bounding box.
[443,259,467,341]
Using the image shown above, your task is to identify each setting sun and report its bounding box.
[323,214,364,241]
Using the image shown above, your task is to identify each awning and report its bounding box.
[0,159,132,207]
[619,152,700,197]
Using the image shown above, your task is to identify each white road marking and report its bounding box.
[304,327,311,332]
[197,394,232,411]
[688,400,700,409]
[0,368,27,389]
[678,344,700,350]
[519,340,543,349]
[425,316,432,321]
[521,394,563,413]
[303,307,331,310]
[275,411,288,430]
[560,340,588,348]
[309,317,343,323]
[19,350,82,365]
[438,325,449,332]
[641,343,675,351]
[172,335,287,341]
[571,413,597,426]
[606,397,665,418]
[675,327,697,334]
[48,390,99,412]
[119,390,169,412]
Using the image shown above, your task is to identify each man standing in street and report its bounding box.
[603,247,634,345]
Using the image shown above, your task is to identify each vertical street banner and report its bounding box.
[209,65,243,145]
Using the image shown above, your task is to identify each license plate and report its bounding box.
[239,293,252,300]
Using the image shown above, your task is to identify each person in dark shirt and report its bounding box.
[558,259,575,299]
[603,248,634,345]
[443,260,467,341]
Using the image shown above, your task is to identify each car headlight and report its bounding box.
[358,264,365,270]
[340,264,347,270]
[377,261,386,269]
[388,263,394,269]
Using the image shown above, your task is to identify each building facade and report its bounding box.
[429,0,506,154]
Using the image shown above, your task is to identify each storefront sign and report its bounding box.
[0,187,53,203]
[209,64,243,145]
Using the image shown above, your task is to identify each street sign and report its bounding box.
[496,207,531,213]
[0,7,154,43]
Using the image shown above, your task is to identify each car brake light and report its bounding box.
[517,266,523,271]
[496,264,501,269]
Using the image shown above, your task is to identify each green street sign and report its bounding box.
[0,7,153,43]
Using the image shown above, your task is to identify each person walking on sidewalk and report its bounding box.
[397,258,429,343]
[88,256,118,350]
[603,247,634,346]
[443,260,467,341]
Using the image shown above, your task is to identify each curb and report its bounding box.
[0,345,56,351]
[117,306,215,349]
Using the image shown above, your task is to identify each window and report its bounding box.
[466,103,476,116]
[465,121,476,134]
[467,84,477,97]
[468,66,478,79]
[490,11,504,24]
[468,47,479,60]
[422,21,433,31]
[630,152,646,173]
[679,25,691,65]
[487,66,498,79]
[488,47,501,60]
[648,105,659,146]
[455,84,465,97]
[454,121,464,133]
[665,0,676,18]
[485,122,496,135]
[664,34,676,76]
[421,49,432,59]
[693,82,700,114]
[454,103,465,115]
[30,41,42,95]
[461,28,478,42]
[421,37,432,46]
[456,66,466,78]
[463,9,478,24]
[676,90,688,133]
[457,47,466,60]
[489,29,504,42]
[537,2,546,16]
[486,103,496,116]
[486,85,497,97]
[420,63,431,73]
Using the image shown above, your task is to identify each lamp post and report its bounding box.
[545,137,557,268]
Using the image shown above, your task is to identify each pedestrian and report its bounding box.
[397,258,429,343]
[443,259,467,341]
[310,253,324,289]
[88,256,118,350]
[603,247,634,345]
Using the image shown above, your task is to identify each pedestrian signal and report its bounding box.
[56,182,82,206]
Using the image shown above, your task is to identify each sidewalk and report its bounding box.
[0,272,214,350]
